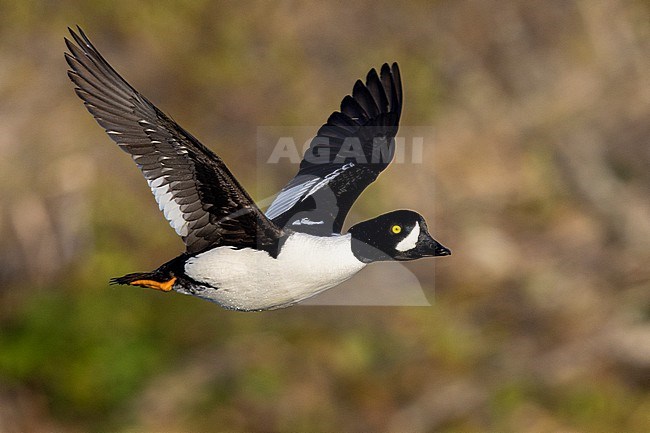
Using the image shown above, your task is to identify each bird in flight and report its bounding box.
[65,26,450,311]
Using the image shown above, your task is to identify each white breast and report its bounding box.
[182,233,366,310]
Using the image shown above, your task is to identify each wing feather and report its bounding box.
[66,27,283,254]
[266,63,403,234]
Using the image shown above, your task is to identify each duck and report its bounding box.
[65,26,450,311]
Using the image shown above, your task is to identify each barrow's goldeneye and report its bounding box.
[65,26,450,311]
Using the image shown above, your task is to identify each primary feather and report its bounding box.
[65,26,283,254]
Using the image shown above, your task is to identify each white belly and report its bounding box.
[182,233,366,310]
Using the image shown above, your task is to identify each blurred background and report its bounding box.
[1,0,649,431]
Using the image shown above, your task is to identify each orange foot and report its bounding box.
[130,277,176,292]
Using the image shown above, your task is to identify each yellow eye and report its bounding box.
[391,225,402,234]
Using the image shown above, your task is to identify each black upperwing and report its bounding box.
[65,27,283,254]
[265,63,403,235]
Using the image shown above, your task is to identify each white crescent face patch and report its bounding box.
[395,221,420,252]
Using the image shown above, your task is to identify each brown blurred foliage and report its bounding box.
[0,0,648,432]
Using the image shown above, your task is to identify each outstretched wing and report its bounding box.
[65,27,283,254]
[265,63,403,235]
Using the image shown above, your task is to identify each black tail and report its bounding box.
[110,272,159,286]
[110,270,177,292]
[110,254,187,291]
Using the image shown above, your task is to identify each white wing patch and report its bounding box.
[265,162,355,220]
[395,222,420,252]
[265,177,320,220]
[304,162,355,199]
[146,176,189,237]
[292,218,324,226]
